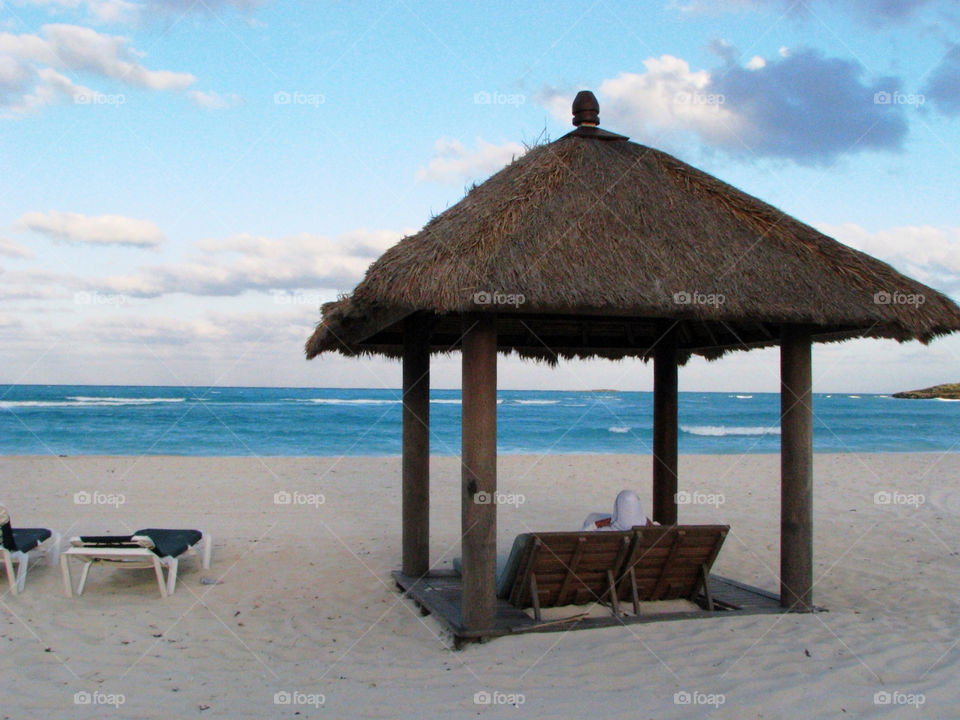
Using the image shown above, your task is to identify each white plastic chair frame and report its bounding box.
[1,531,62,595]
[60,533,212,598]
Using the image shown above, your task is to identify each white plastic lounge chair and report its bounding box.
[60,528,211,598]
[0,504,61,595]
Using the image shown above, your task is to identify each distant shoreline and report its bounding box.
[4,451,960,460]
[893,383,960,399]
[0,382,905,394]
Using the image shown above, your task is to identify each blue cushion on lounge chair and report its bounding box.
[451,533,531,599]
[77,529,202,558]
[134,529,202,558]
[75,534,136,547]
[10,528,51,553]
[1,521,15,551]
[495,534,529,598]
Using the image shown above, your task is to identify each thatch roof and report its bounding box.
[306,96,960,364]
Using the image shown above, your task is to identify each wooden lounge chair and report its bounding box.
[616,525,729,613]
[503,531,634,621]
[60,529,211,598]
[0,505,61,595]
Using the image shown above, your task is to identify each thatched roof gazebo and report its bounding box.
[307,91,960,636]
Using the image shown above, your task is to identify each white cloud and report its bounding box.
[416,137,526,184]
[0,313,22,329]
[148,0,266,10]
[88,0,140,24]
[0,226,409,303]
[596,56,745,146]
[0,237,34,258]
[97,228,412,297]
[667,0,936,25]
[188,89,242,110]
[546,49,909,164]
[20,0,140,25]
[40,24,194,89]
[3,67,96,114]
[0,23,194,113]
[0,267,74,299]
[78,309,311,348]
[924,44,960,116]
[14,0,264,25]
[18,210,166,247]
[820,223,960,296]
[667,0,759,14]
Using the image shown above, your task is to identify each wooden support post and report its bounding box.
[461,313,498,631]
[402,315,431,578]
[780,325,814,611]
[653,325,679,525]
[629,568,641,615]
[698,564,715,611]
[606,569,621,617]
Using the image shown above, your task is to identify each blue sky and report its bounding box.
[1,0,959,392]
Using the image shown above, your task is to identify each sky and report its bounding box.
[1,0,959,393]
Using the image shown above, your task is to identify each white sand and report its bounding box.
[2,453,959,718]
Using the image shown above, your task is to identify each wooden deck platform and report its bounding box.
[393,570,787,644]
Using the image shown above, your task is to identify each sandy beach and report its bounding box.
[2,452,959,719]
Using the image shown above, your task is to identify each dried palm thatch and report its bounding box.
[306,104,960,364]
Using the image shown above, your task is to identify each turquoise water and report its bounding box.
[0,385,957,456]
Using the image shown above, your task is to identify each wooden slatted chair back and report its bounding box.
[508,532,632,620]
[617,525,729,610]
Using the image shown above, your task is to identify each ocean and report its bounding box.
[0,385,957,456]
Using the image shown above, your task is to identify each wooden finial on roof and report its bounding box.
[572,90,599,127]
